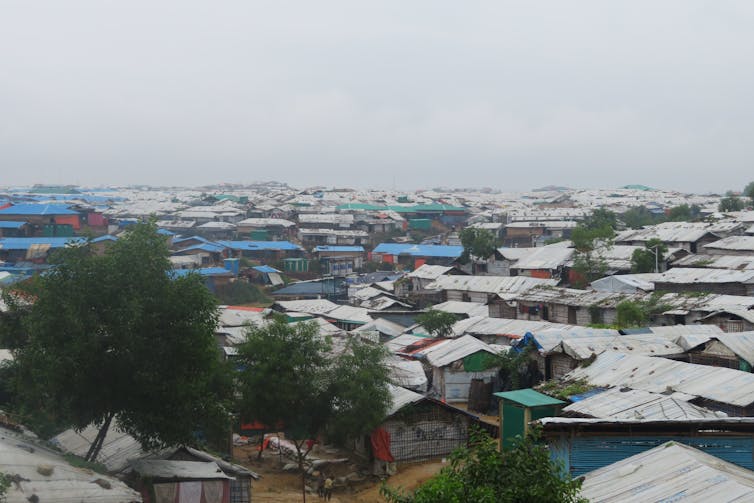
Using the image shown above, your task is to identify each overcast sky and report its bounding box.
[2,1,754,193]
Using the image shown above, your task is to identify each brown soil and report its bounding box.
[234,444,445,503]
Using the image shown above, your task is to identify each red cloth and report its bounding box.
[370,427,394,462]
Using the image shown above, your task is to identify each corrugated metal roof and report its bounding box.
[355,318,407,338]
[236,217,295,227]
[384,358,428,392]
[673,253,754,270]
[217,240,302,251]
[704,235,754,252]
[433,301,489,318]
[426,275,557,295]
[567,352,754,408]
[580,441,754,503]
[529,327,622,353]
[715,332,754,367]
[616,221,723,244]
[51,422,145,473]
[455,316,571,340]
[0,425,142,502]
[559,335,684,360]
[407,264,454,280]
[274,299,339,315]
[384,333,434,353]
[562,387,724,420]
[386,384,425,416]
[130,460,233,479]
[656,267,754,284]
[510,242,575,270]
[325,305,372,324]
[422,334,498,368]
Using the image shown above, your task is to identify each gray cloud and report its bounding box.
[2,1,754,192]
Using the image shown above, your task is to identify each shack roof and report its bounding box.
[616,221,722,244]
[407,264,454,280]
[703,235,754,252]
[386,384,425,416]
[130,459,233,480]
[0,424,142,502]
[217,240,302,251]
[715,332,754,367]
[51,422,145,473]
[493,388,565,407]
[672,253,754,270]
[566,352,754,408]
[454,316,571,340]
[509,242,574,270]
[422,334,498,368]
[562,387,723,420]
[273,299,339,315]
[580,441,754,503]
[425,275,557,297]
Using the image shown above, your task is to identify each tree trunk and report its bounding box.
[296,442,306,503]
[85,413,114,462]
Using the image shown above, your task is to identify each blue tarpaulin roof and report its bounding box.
[170,267,234,278]
[0,204,79,216]
[313,245,365,253]
[173,243,227,254]
[372,243,463,258]
[0,221,28,229]
[0,237,85,250]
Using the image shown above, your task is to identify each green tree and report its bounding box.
[382,428,585,503]
[236,318,391,501]
[582,208,618,231]
[459,227,497,267]
[667,203,701,222]
[620,206,660,229]
[630,238,668,273]
[744,181,754,205]
[7,222,230,461]
[570,224,614,287]
[719,194,745,212]
[616,300,649,327]
[415,309,458,338]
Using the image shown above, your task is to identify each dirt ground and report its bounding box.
[234,444,445,503]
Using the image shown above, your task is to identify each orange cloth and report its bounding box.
[370,427,394,462]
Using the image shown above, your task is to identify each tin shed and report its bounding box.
[494,389,564,449]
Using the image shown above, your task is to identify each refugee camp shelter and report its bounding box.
[494,388,564,449]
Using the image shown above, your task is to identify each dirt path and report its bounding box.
[236,445,445,503]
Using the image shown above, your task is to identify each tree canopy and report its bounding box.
[570,222,614,287]
[236,318,391,483]
[630,238,668,273]
[382,428,585,503]
[744,181,754,204]
[458,227,497,264]
[719,194,745,212]
[5,222,230,460]
[415,309,458,338]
